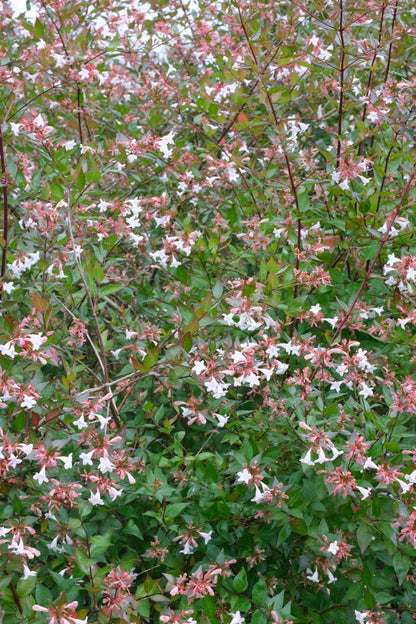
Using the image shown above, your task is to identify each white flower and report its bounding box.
[98,456,115,474]
[236,468,251,484]
[157,131,176,159]
[89,489,104,506]
[330,447,343,461]
[22,564,36,580]
[2,282,15,294]
[396,478,412,494]
[58,454,73,470]
[10,122,22,136]
[355,610,368,624]
[324,316,338,328]
[363,457,378,470]
[405,470,416,484]
[80,450,95,465]
[306,568,319,582]
[8,453,22,469]
[251,485,264,504]
[180,540,194,555]
[17,443,33,455]
[73,414,88,429]
[327,541,339,555]
[310,304,321,315]
[80,144,96,154]
[199,530,213,544]
[300,448,314,466]
[359,382,373,399]
[21,395,37,409]
[33,465,49,485]
[0,341,16,359]
[64,139,77,150]
[214,413,229,427]
[314,447,329,464]
[230,612,245,624]
[192,360,207,375]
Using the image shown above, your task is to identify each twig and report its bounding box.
[0,124,9,295]
[331,168,416,342]
[336,0,346,170]
[66,194,121,427]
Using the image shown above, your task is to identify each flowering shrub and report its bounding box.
[0,0,416,622]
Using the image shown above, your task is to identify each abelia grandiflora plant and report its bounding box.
[1,0,416,622]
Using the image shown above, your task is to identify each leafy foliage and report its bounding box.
[0,0,416,623]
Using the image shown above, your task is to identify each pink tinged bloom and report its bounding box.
[327,569,337,584]
[230,612,245,624]
[8,453,22,468]
[33,465,49,485]
[363,457,378,470]
[251,485,264,504]
[89,490,104,506]
[9,538,40,559]
[28,333,47,350]
[33,606,49,613]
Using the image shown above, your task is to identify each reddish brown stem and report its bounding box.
[331,168,416,342]
[0,124,9,286]
[336,0,346,169]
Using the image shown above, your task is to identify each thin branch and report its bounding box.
[0,124,9,296]
[336,0,346,170]
[66,195,121,427]
[331,168,416,342]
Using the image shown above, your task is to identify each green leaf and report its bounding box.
[251,610,267,624]
[357,524,373,553]
[392,552,410,585]
[252,577,268,604]
[233,567,248,592]
[182,332,193,352]
[16,574,37,598]
[90,531,113,558]
[165,502,189,520]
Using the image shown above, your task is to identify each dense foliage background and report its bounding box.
[1,0,416,622]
